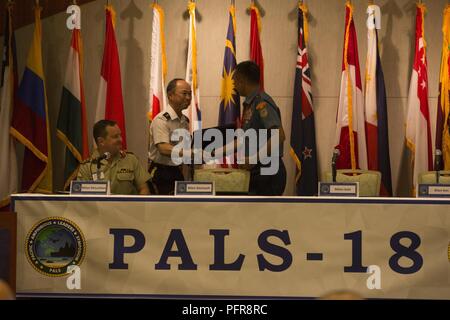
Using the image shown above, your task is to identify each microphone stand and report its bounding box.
[332,161,337,183]
[436,161,440,184]
[435,150,442,184]
[96,159,102,181]
[331,149,340,183]
[190,149,195,181]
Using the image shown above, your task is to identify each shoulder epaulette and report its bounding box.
[260,93,278,111]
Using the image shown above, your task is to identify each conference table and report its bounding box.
[10,194,450,300]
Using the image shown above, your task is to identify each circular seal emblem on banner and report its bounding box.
[25,217,86,277]
[419,185,428,196]
[72,183,81,193]
[320,184,330,194]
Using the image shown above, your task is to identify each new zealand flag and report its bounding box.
[290,5,318,196]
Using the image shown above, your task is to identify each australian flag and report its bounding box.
[290,5,318,196]
[218,4,240,127]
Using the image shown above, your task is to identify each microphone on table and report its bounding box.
[93,152,111,164]
[96,152,111,162]
[94,152,111,171]
[435,149,442,184]
[331,148,340,183]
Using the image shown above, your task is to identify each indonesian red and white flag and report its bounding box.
[334,2,367,170]
[406,4,432,193]
[95,5,127,149]
[184,0,201,133]
[149,3,167,120]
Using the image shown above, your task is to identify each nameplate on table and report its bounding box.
[70,181,111,195]
[319,182,359,197]
[417,184,450,198]
[175,181,215,196]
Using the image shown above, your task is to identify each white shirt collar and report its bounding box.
[167,105,189,123]
[166,105,179,120]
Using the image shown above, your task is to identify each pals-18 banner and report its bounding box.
[12,195,450,299]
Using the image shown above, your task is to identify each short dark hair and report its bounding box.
[166,78,185,95]
[235,61,260,85]
[93,119,117,143]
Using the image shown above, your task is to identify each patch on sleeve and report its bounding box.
[257,102,269,118]
[256,102,267,110]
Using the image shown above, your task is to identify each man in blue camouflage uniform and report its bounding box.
[233,61,287,196]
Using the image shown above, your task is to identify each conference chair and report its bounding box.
[324,169,381,197]
[418,171,450,184]
[194,167,250,195]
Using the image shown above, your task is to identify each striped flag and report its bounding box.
[406,4,432,194]
[218,2,240,127]
[56,8,89,190]
[290,3,318,196]
[364,4,393,196]
[249,2,264,90]
[334,2,367,170]
[0,3,18,208]
[10,6,52,194]
[435,5,450,170]
[149,3,167,120]
[184,0,201,133]
[95,5,127,149]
